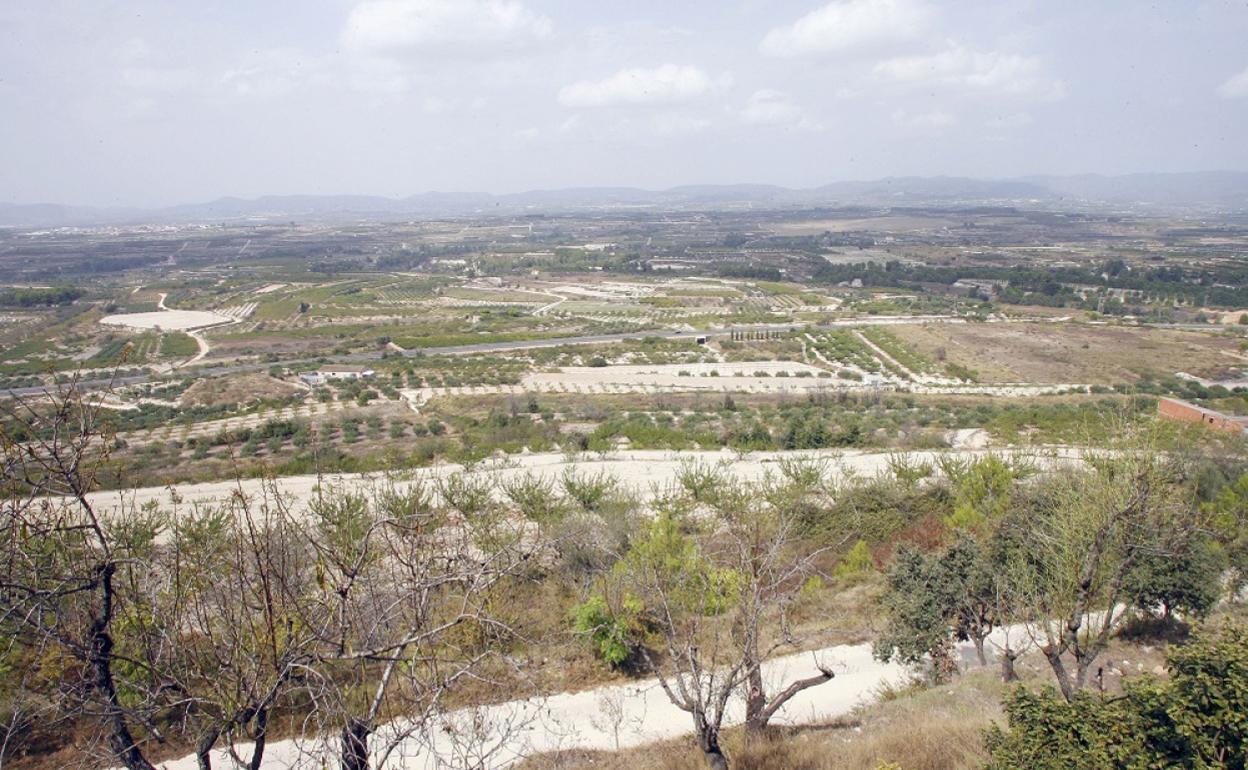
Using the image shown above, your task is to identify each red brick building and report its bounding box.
[1157,397,1248,434]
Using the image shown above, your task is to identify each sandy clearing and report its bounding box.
[947,428,992,449]
[404,370,1089,404]
[86,447,1080,519]
[547,285,649,300]
[100,309,234,331]
[100,292,235,334]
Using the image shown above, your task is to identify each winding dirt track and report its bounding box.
[141,624,1031,770]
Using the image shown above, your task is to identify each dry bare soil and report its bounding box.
[180,372,303,407]
[891,322,1240,384]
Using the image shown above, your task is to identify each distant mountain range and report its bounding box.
[3,171,1247,227]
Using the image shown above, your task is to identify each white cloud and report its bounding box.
[422,95,451,114]
[739,90,820,129]
[892,108,956,129]
[1217,65,1248,99]
[341,0,552,55]
[114,39,198,94]
[116,38,153,64]
[760,0,930,58]
[558,64,721,108]
[874,43,1065,100]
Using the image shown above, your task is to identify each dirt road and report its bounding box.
[140,623,1028,769]
[86,447,1080,518]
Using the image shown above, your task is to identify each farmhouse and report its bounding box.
[1157,397,1248,434]
[299,365,375,386]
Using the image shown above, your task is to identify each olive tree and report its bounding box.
[985,624,1248,768]
[875,532,1011,681]
[1122,533,1224,621]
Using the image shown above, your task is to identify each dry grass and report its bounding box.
[180,372,302,406]
[517,669,1006,770]
[890,322,1238,384]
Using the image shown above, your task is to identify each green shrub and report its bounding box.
[985,625,1248,769]
[571,594,646,668]
[834,539,875,582]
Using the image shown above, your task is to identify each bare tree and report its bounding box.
[161,483,316,770]
[715,481,835,736]
[299,475,533,770]
[0,384,161,770]
[623,474,837,770]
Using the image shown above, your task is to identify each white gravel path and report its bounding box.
[86,447,1079,519]
[141,625,1026,769]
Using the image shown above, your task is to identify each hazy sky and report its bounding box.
[2,0,1247,207]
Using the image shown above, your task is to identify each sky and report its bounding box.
[2,0,1247,207]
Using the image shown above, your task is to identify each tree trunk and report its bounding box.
[698,728,729,770]
[195,726,221,770]
[743,664,766,736]
[1043,648,1076,702]
[1000,647,1018,683]
[972,634,987,667]
[341,718,371,770]
[930,640,957,683]
[247,706,269,770]
[90,568,158,770]
[1075,655,1094,692]
[702,747,729,770]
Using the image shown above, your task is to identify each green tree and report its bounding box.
[1206,472,1248,601]
[570,593,646,668]
[943,534,999,666]
[1005,449,1200,701]
[985,625,1248,769]
[1123,534,1225,620]
[874,546,957,681]
[941,454,1017,531]
[875,534,1000,677]
[834,539,875,582]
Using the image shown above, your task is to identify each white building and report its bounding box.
[300,365,375,386]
